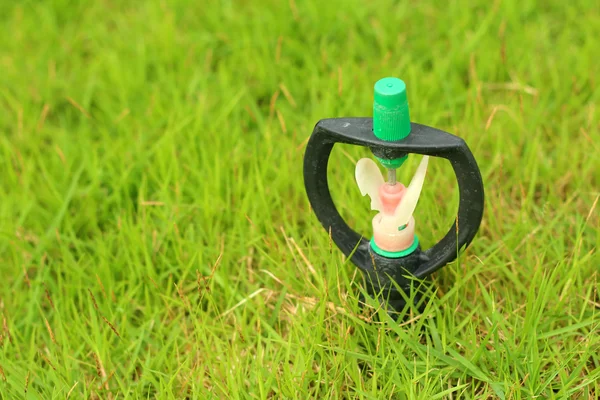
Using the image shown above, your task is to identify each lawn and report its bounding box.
[0,0,599,398]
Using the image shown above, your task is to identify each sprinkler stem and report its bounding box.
[387,169,396,185]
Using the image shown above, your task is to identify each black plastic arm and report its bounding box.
[303,117,484,279]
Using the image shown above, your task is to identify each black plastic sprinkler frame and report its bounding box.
[303,77,485,319]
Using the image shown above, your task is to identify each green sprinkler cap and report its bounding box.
[373,77,411,141]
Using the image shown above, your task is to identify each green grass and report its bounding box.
[1,0,599,398]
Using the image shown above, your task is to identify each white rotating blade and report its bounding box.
[355,158,384,212]
[381,155,429,229]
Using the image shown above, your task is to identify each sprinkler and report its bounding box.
[303,77,484,318]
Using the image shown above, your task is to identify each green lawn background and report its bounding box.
[0,0,599,398]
